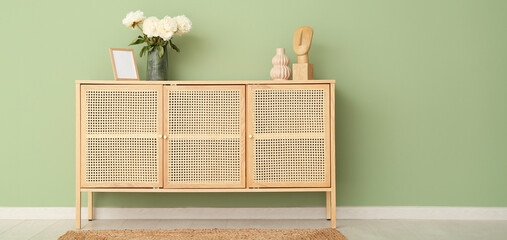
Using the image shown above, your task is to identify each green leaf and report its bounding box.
[129,36,145,46]
[139,46,149,57]
[156,45,164,58]
[169,40,180,53]
[149,46,154,52]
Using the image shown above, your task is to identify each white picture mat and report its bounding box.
[112,50,137,79]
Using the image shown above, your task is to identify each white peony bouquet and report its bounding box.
[122,10,192,58]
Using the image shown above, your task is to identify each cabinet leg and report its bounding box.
[331,190,336,228]
[326,192,331,220]
[88,192,93,221]
[76,191,81,229]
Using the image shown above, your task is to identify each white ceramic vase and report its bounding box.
[270,48,291,80]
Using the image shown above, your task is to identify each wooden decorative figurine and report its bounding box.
[292,26,314,80]
[270,48,291,80]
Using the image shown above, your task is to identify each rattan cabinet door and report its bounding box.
[164,85,245,188]
[80,85,163,188]
[247,84,330,187]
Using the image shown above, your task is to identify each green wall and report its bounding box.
[0,0,506,208]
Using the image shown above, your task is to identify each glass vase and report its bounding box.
[146,45,168,81]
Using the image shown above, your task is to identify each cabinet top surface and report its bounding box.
[76,80,335,85]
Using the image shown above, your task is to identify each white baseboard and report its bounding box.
[0,207,506,220]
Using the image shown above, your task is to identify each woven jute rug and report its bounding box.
[59,228,346,240]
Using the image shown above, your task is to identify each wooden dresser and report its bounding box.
[75,80,336,228]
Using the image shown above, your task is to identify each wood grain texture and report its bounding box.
[75,80,335,85]
[81,188,332,192]
[326,192,331,220]
[292,63,314,80]
[293,26,314,64]
[75,83,81,229]
[88,192,93,221]
[330,83,336,228]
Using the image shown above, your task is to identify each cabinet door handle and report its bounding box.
[248,135,253,139]
[163,135,168,139]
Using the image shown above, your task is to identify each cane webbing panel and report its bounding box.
[250,86,329,185]
[168,139,241,184]
[85,90,159,134]
[253,89,325,134]
[83,87,161,185]
[167,90,241,135]
[166,88,243,187]
[253,138,326,183]
[85,138,158,182]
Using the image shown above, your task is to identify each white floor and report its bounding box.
[0,219,506,240]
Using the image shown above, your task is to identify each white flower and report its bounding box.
[143,17,159,37]
[157,16,178,41]
[174,15,192,35]
[122,10,145,29]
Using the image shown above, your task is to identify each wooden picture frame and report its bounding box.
[109,48,139,80]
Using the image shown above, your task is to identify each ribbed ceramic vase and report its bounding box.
[270,48,291,80]
[146,45,168,81]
